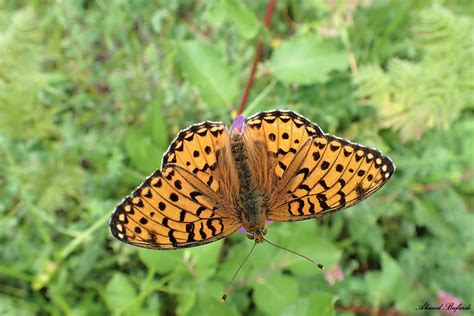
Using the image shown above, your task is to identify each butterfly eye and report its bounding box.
[246,232,255,240]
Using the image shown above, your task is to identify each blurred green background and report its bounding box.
[1,0,473,315]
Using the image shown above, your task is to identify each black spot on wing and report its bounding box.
[206,220,217,236]
[186,222,194,233]
[318,179,329,190]
[168,230,178,246]
[298,184,311,192]
[330,144,340,152]
[296,167,310,179]
[190,191,202,201]
[321,161,330,170]
[199,223,207,239]
[196,206,205,217]
[307,198,316,214]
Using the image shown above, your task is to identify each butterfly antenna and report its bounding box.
[221,242,257,302]
[262,237,324,270]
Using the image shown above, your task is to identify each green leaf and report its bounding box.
[189,289,239,316]
[309,292,336,316]
[274,221,342,275]
[379,252,404,294]
[104,273,138,314]
[143,99,169,147]
[347,210,384,254]
[270,35,349,84]
[124,100,168,173]
[176,290,197,316]
[282,291,336,316]
[187,242,223,280]
[124,127,165,174]
[177,40,238,108]
[365,252,414,308]
[221,0,260,39]
[138,249,183,274]
[253,274,299,315]
[206,0,260,39]
[173,275,198,315]
[414,199,456,240]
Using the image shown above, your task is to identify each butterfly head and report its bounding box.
[245,226,267,243]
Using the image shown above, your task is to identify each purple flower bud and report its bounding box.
[231,115,245,133]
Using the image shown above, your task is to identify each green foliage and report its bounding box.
[0,8,59,140]
[355,5,474,140]
[254,275,299,314]
[1,1,472,315]
[207,0,261,40]
[269,35,349,84]
[177,40,239,109]
[282,291,336,316]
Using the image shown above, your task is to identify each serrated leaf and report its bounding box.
[177,40,238,108]
[270,35,349,84]
[253,274,299,315]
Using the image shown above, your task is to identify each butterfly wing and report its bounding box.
[162,121,229,193]
[244,110,323,178]
[268,134,395,221]
[110,122,240,249]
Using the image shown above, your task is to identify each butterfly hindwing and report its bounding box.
[110,166,240,249]
[268,135,395,221]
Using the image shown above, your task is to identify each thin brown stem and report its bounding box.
[237,0,275,116]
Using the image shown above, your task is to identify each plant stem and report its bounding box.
[237,0,275,116]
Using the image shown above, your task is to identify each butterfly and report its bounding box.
[109,110,394,249]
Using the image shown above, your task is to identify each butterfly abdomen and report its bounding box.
[230,132,266,233]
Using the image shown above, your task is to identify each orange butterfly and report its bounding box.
[109,110,394,249]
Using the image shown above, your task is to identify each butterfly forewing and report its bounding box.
[162,121,229,192]
[244,110,323,178]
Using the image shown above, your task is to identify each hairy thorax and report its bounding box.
[230,131,268,242]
